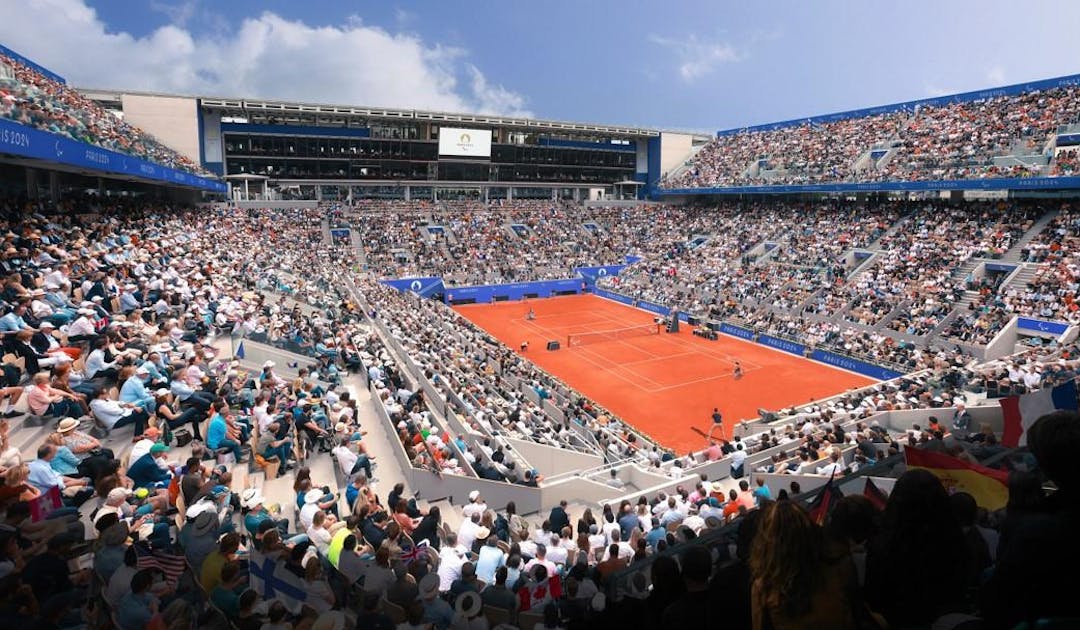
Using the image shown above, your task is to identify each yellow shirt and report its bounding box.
[200,550,227,592]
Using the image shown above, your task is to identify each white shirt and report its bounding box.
[601,521,619,545]
[730,448,747,470]
[817,462,844,478]
[299,502,320,531]
[458,518,480,550]
[130,438,155,464]
[437,546,467,592]
[253,404,273,433]
[308,525,333,555]
[461,501,487,520]
[90,398,132,430]
[545,544,568,566]
[332,445,358,477]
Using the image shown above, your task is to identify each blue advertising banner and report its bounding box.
[382,277,445,299]
[810,350,904,380]
[445,278,583,303]
[636,300,671,317]
[984,263,1018,273]
[715,73,1080,136]
[574,264,626,284]
[593,297,903,381]
[1017,317,1070,335]
[329,228,351,239]
[0,118,227,192]
[719,322,755,341]
[757,334,806,356]
[625,255,643,265]
[655,175,1080,197]
[592,288,671,316]
[593,288,635,306]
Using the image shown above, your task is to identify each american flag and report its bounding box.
[134,543,187,586]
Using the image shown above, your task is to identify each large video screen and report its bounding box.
[438,127,492,158]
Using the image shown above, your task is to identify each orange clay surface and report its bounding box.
[454,294,874,453]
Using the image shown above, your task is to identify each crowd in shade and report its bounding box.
[663,85,1080,189]
[350,200,635,287]
[0,53,212,177]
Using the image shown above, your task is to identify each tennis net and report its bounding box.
[567,322,661,347]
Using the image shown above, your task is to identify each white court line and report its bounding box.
[516,318,663,391]
[606,309,879,383]
[574,344,667,389]
[590,308,766,371]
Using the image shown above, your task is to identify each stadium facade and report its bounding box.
[78,88,709,203]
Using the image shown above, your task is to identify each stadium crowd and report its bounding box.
[0,53,211,177]
[0,194,1075,630]
[663,84,1080,188]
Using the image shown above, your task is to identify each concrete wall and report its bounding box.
[504,437,603,480]
[880,405,1003,434]
[120,93,201,163]
[659,132,694,176]
[538,476,626,512]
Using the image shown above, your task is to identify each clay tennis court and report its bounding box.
[454,294,874,453]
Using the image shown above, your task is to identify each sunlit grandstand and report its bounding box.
[0,11,1078,630]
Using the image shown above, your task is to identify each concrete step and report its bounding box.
[1001,208,1059,262]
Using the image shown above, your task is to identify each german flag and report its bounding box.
[807,477,839,525]
[863,478,889,511]
[904,447,1009,511]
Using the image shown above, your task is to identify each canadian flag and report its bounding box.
[517,575,563,612]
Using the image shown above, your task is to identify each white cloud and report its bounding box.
[148,0,197,27]
[0,0,532,117]
[649,33,740,82]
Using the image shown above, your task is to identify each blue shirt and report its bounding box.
[120,375,152,405]
[127,453,170,489]
[206,414,227,448]
[27,458,65,492]
[116,591,156,630]
[170,379,195,401]
[0,312,28,332]
[50,446,81,476]
[423,597,455,630]
[645,526,667,550]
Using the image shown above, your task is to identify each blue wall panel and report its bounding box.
[1017,317,1070,335]
[0,118,226,192]
[445,279,583,303]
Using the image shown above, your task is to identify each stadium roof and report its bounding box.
[78,88,709,140]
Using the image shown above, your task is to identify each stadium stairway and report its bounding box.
[1000,207,1060,263]
[321,216,332,245]
[867,211,912,248]
[999,263,1041,296]
[873,299,911,332]
[348,229,367,266]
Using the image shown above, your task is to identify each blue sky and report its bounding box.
[2,0,1080,132]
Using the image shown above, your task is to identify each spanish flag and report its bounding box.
[904,447,1009,511]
